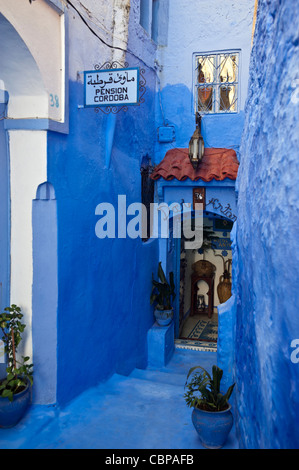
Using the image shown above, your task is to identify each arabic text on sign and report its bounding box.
[84,68,139,107]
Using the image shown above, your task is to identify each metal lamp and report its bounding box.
[189,113,204,169]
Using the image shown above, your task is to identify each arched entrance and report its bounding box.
[0,1,67,403]
[0,12,48,366]
[177,211,234,351]
[151,146,239,353]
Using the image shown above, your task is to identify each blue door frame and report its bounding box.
[166,228,181,339]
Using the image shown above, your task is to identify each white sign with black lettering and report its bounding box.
[84,68,139,107]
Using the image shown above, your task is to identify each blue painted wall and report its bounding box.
[47,73,159,405]
[234,0,299,448]
[154,83,245,169]
[32,183,58,404]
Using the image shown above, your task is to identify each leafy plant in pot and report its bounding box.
[0,304,33,428]
[184,365,235,449]
[150,262,176,326]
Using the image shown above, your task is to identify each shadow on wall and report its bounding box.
[46,79,159,406]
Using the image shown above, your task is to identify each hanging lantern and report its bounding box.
[188,113,204,169]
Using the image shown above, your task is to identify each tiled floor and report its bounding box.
[176,310,218,352]
[180,311,218,339]
[0,348,239,450]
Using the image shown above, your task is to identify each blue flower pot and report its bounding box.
[154,308,173,326]
[192,404,233,449]
[0,379,31,428]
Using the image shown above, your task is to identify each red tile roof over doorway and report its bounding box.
[150,148,239,182]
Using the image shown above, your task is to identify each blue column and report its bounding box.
[32,182,58,404]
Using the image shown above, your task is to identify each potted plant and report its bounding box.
[150,262,176,326]
[0,304,33,428]
[184,364,235,449]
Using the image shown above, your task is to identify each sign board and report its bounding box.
[212,238,232,251]
[84,67,139,108]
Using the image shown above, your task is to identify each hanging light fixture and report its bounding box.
[188,113,205,169]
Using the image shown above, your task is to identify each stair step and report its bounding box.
[2,348,238,450]
[129,368,187,388]
[97,373,184,402]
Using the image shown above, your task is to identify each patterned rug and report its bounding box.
[183,318,218,342]
[176,315,218,352]
[175,338,217,352]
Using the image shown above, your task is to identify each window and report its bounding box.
[140,0,151,33]
[194,51,239,114]
[140,0,160,43]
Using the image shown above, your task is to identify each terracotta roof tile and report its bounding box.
[151,148,239,182]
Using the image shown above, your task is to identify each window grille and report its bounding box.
[194,51,239,114]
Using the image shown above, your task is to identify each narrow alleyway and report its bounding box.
[0,349,238,449]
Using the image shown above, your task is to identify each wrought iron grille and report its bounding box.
[194,52,239,114]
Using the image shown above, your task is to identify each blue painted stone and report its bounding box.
[147,321,174,367]
[234,0,299,448]
[191,404,233,449]
[0,380,31,428]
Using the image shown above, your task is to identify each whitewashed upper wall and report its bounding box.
[0,0,65,121]
[157,0,255,111]
[68,0,130,82]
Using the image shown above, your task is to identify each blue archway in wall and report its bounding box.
[166,210,235,339]
[158,184,237,341]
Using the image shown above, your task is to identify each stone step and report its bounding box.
[0,348,238,449]
[18,372,198,449]
[129,367,188,388]
[99,372,185,402]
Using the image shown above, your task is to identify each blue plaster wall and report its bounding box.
[47,72,159,405]
[154,83,245,165]
[32,183,58,404]
[234,0,299,448]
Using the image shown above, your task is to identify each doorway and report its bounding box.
[176,213,233,351]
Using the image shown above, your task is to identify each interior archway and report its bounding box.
[0,13,48,118]
[0,13,48,363]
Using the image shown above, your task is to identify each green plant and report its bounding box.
[184,365,235,412]
[0,305,33,402]
[200,226,220,256]
[150,262,176,311]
